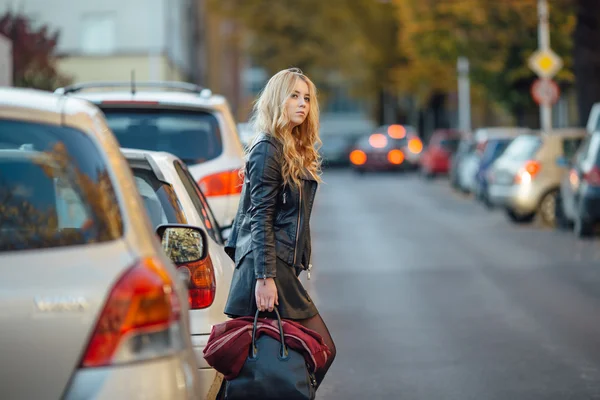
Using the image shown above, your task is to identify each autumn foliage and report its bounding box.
[0,11,71,90]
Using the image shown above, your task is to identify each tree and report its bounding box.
[393,0,575,126]
[0,11,71,90]
[207,0,401,118]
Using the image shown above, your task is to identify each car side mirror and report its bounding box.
[156,224,208,264]
[556,156,570,168]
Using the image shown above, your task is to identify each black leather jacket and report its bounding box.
[225,133,318,279]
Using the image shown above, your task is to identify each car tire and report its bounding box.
[538,189,558,228]
[506,209,535,224]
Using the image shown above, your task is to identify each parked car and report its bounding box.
[488,128,587,227]
[320,132,361,168]
[419,129,462,178]
[0,87,202,399]
[450,136,475,190]
[456,127,531,194]
[555,130,600,237]
[474,137,515,207]
[121,148,235,397]
[55,81,245,230]
[349,124,423,172]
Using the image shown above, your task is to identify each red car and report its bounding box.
[419,129,462,178]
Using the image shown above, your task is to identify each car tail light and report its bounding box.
[408,138,423,154]
[387,150,404,165]
[81,258,183,368]
[350,150,367,165]
[369,134,388,148]
[177,255,216,309]
[388,125,406,139]
[199,169,244,197]
[583,166,600,186]
[514,160,541,184]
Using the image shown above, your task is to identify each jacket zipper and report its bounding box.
[292,184,302,267]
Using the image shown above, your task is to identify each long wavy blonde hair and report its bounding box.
[247,68,322,187]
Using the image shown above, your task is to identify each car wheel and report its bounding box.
[538,190,558,228]
[506,209,535,224]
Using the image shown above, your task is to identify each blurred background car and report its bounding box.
[122,149,235,397]
[0,87,202,400]
[455,127,531,194]
[555,130,600,237]
[348,124,423,173]
[449,135,475,190]
[419,129,462,178]
[320,132,362,168]
[56,81,246,231]
[488,128,587,227]
[473,129,532,207]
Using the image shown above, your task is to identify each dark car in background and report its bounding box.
[349,124,423,172]
[474,137,514,207]
[556,131,600,237]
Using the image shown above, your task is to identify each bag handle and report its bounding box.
[250,308,289,360]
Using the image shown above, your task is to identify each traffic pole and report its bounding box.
[457,57,472,134]
[538,0,552,132]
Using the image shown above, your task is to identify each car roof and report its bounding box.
[55,81,229,112]
[536,128,588,138]
[475,127,532,140]
[0,87,110,140]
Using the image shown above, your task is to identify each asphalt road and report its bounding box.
[304,169,600,400]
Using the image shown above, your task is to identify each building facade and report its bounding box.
[1,0,197,83]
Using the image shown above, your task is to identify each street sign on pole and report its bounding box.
[528,48,563,79]
[531,78,560,106]
[529,0,560,132]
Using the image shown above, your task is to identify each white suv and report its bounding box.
[121,148,235,398]
[56,81,246,230]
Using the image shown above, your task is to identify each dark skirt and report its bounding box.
[224,251,318,320]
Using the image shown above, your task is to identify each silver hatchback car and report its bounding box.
[0,88,203,399]
[122,148,235,398]
[488,128,587,227]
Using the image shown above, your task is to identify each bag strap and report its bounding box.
[250,308,289,360]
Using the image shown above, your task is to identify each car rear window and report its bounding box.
[501,135,541,161]
[0,119,123,252]
[129,166,187,227]
[562,137,584,161]
[102,108,223,165]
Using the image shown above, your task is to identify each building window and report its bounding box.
[80,13,116,55]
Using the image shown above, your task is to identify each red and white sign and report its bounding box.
[531,78,560,105]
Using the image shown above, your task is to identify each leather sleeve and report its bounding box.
[247,139,282,279]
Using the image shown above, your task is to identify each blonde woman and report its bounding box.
[224,68,336,388]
